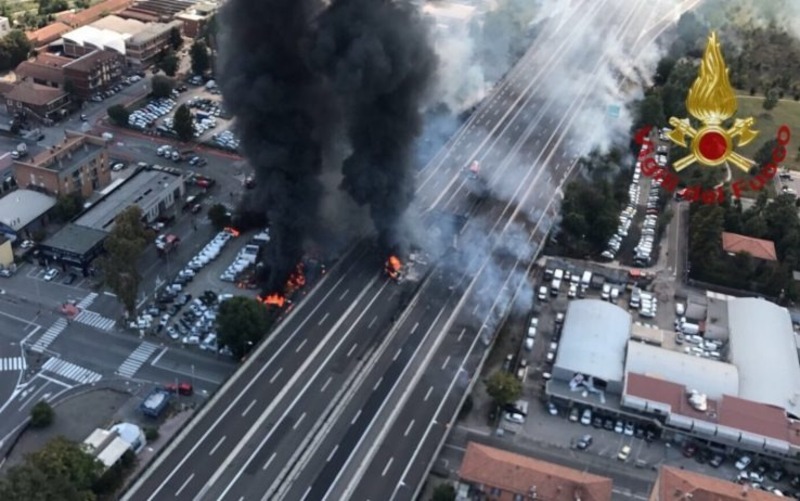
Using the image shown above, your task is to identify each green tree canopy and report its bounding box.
[100,206,153,315]
[169,26,183,50]
[190,40,210,75]
[0,436,104,500]
[158,50,179,77]
[30,401,54,428]
[217,297,272,359]
[485,371,521,407]
[432,483,456,501]
[0,30,32,71]
[37,0,68,15]
[207,203,232,230]
[107,104,130,127]
[151,75,174,99]
[173,103,194,142]
[53,192,84,222]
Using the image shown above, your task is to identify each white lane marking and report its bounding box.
[382,457,394,477]
[242,399,257,417]
[320,376,332,392]
[368,316,377,328]
[175,473,194,497]
[295,339,308,353]
[403,419,414,437]
[351,409,362,425]
[269,367,283,384]
[457,328,465,342]
[327,445,339,462]
[301,486,312,501]
[424,386,433,401]
[347,343,358,358]
[338,289,349,301]
[373,376,383,391]
[262,452,277,471]
[209,436,226,456]
[318,313,330,326]
[410,322,419,334]
[392,347,402,361]
[441,356,450,371]
[292,412,306,430]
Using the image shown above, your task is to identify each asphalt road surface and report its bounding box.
[122,1,701,499]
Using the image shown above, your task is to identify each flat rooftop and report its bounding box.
[20,134,103,172]
[73,169,180,231]
[42,223,108,255]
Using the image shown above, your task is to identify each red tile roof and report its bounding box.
[625,372,800,447]
[56,0,134,27]
[15,60,66,86]
[26,22,72,46]
[5,81,68,106]
[722,232,778,261]
[655,466,785,501]
[459,442,613,501]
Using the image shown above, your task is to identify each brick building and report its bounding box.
[650,466,783,500]
[14,53,70,89]
[56,0,135,28]
[12,130,111,198]
[124,19,182,68]
[26,22,71,48]
[4,81,70,123]
[174,2,217,38]
[63,49,126,100]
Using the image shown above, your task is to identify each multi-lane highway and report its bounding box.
[122,1,702,499]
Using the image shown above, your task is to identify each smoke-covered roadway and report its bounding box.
[120,1,700,500]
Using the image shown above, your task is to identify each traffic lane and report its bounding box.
[142,345,236,386]
[292,275,458,501]
[208,275,410,500]
[48,323,146,374]
[129,249,377,499]
[157,262,383,501]
[0,378,66,439]
[349,273,501,501]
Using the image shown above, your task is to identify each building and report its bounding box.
[26,22,72,48]
[83,428,132,470]
[4,80,70,122]
[551,299,632,395]
[721,231,778,262]
[72,166,184,231]
[119,0,198,23]
[0,189,56,240]
[14,53,70,90]
[175,2,216,38]
[457,442,613,501]
[62,25,128,58]
[0,235,12,267]
[56,0,135,28]
[13,130,110,197]
[63,49,127,100]
[650,466,784,501]
[38,223,107,272]
[124,19,182,68]
[109,422,146,454]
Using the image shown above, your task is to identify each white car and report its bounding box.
[504,412,524,424]
[735,455,752,470]
[43,268,59,281]
[523,338,534,351]
[580,408,592,426]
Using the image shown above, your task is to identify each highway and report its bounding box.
[122,1,701,499]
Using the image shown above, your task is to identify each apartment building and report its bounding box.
[63,49,127,100]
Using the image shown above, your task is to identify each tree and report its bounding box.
[485,371,521,407]
[432,483,456,501]
[100,206,153,316]
[0,436,103,500]
[632,90,665,131]
[763,88,779,110]
[52,193,84,222]
[0,30,32,71]
[150,75,174,99]
[30,401,54,428]
[208,203,232,230]
[107,104,130,127]
[173,103,194,142]
[37,0,68,15]
[169,26,183,50]
[190,40,210,76]
[157,50,179,77]
[217,297,271,358]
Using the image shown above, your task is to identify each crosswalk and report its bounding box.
[30,318,68,353]
[0,357,26,371]
[117,342,159,378]
[75,292,98,310]
[42,358,102,385]
[74,310,116,332]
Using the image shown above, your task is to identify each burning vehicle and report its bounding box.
[385,255,403,283]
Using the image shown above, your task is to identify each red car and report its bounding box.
[164,382,193,396]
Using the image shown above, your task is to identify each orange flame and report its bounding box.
[225,227,240,237]
[386,255,402,280]
[261,293,286,308]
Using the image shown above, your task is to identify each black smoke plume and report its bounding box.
[218,0,331,292]
[312,0,437,253]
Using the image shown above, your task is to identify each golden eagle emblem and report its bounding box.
[667,32,758,172]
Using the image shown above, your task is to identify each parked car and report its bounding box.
[617,445,631,461]
[735,455,752,470]
[43,268,59,281]
[569,407,580,422]
[577,434,593,450]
